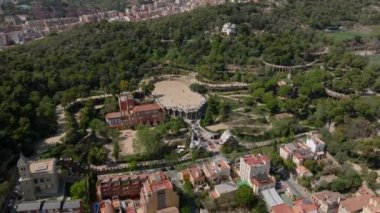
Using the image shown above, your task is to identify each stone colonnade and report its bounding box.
[263,60,318,72]
[325,88,350,99]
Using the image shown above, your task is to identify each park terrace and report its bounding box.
[152,80,206,121]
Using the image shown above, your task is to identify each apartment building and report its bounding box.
[180,166,206,186]
[15,200,83,213]
[17,155,59,201]
[311,191,343,213]
[97,172,179,213]
[139,172,179,213]
[239,154,275,194]
[239,154,270,182]
[202,159,230,184]
[280,133,325,165]
[97,173,149,200]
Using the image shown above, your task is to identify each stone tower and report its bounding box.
[17,154,36,200]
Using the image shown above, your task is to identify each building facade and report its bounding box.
[96,173,149,201]
[180,166,206,186]
[17,155,59,201]
[16,200,83,213]
[139,173,179,213]
[311,191,343,213]
[105,93,165,128]
[239,154,270,182]
[239,154,275,194]
[279,133,326,165]
[97,172,179,213]
[202,159,230,184]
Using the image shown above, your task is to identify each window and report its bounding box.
[34,179,38,184]
[40,178,44,183]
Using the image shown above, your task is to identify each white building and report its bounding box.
[239,154,275,194]
[306,134,325,154]
[239,154,270,182]
[221,23,237,36]
[219,129,238,145]
[17,155,59,201]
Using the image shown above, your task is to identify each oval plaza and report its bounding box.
[152,80,206,121]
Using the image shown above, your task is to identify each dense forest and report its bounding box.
[1,0,380,170]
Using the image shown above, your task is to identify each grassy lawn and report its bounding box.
[326,31,368,42]
[325,24,380,42]
[251,146,276,158]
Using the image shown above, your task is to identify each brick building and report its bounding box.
[97,173,149,201]
[105,93,165,128]
[96,172,179,213]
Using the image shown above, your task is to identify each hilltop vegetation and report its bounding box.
[0,0,380,169]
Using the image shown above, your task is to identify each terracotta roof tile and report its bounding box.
[132,103,161,112]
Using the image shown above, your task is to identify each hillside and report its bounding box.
[0,0,380,171]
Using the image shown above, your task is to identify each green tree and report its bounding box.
[180,206,191,213]
[70,179,87,199]
[133,127,163,156]
[183,180,194,197]
[89,119,108,137]
[88,147,107,165]
[129,160,138,170]
[366,171,378,189]
[303,159,320,174]
[113,142,120,161]
[284,160,296,171]
[141,81,155,96]
[235,184,255,209]
[189,83,208,94]
[119,80,129,92]
[252,199,268,213]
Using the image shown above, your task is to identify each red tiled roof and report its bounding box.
[272,203,293,213]
[242,154,269,166]
[144,172,173,193]
[339,194,373,212]
[132,103,161,112]
[292,199,319,213]
[210,190,219,200]
[105,111,122,119]
[189,166,204,181]
[150,180,173,192]
[217,159,230,170]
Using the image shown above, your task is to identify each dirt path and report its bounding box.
[36,94,112,155]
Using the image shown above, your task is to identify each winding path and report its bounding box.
[36,94,113,154]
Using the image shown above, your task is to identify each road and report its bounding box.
[285,178,310,199]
